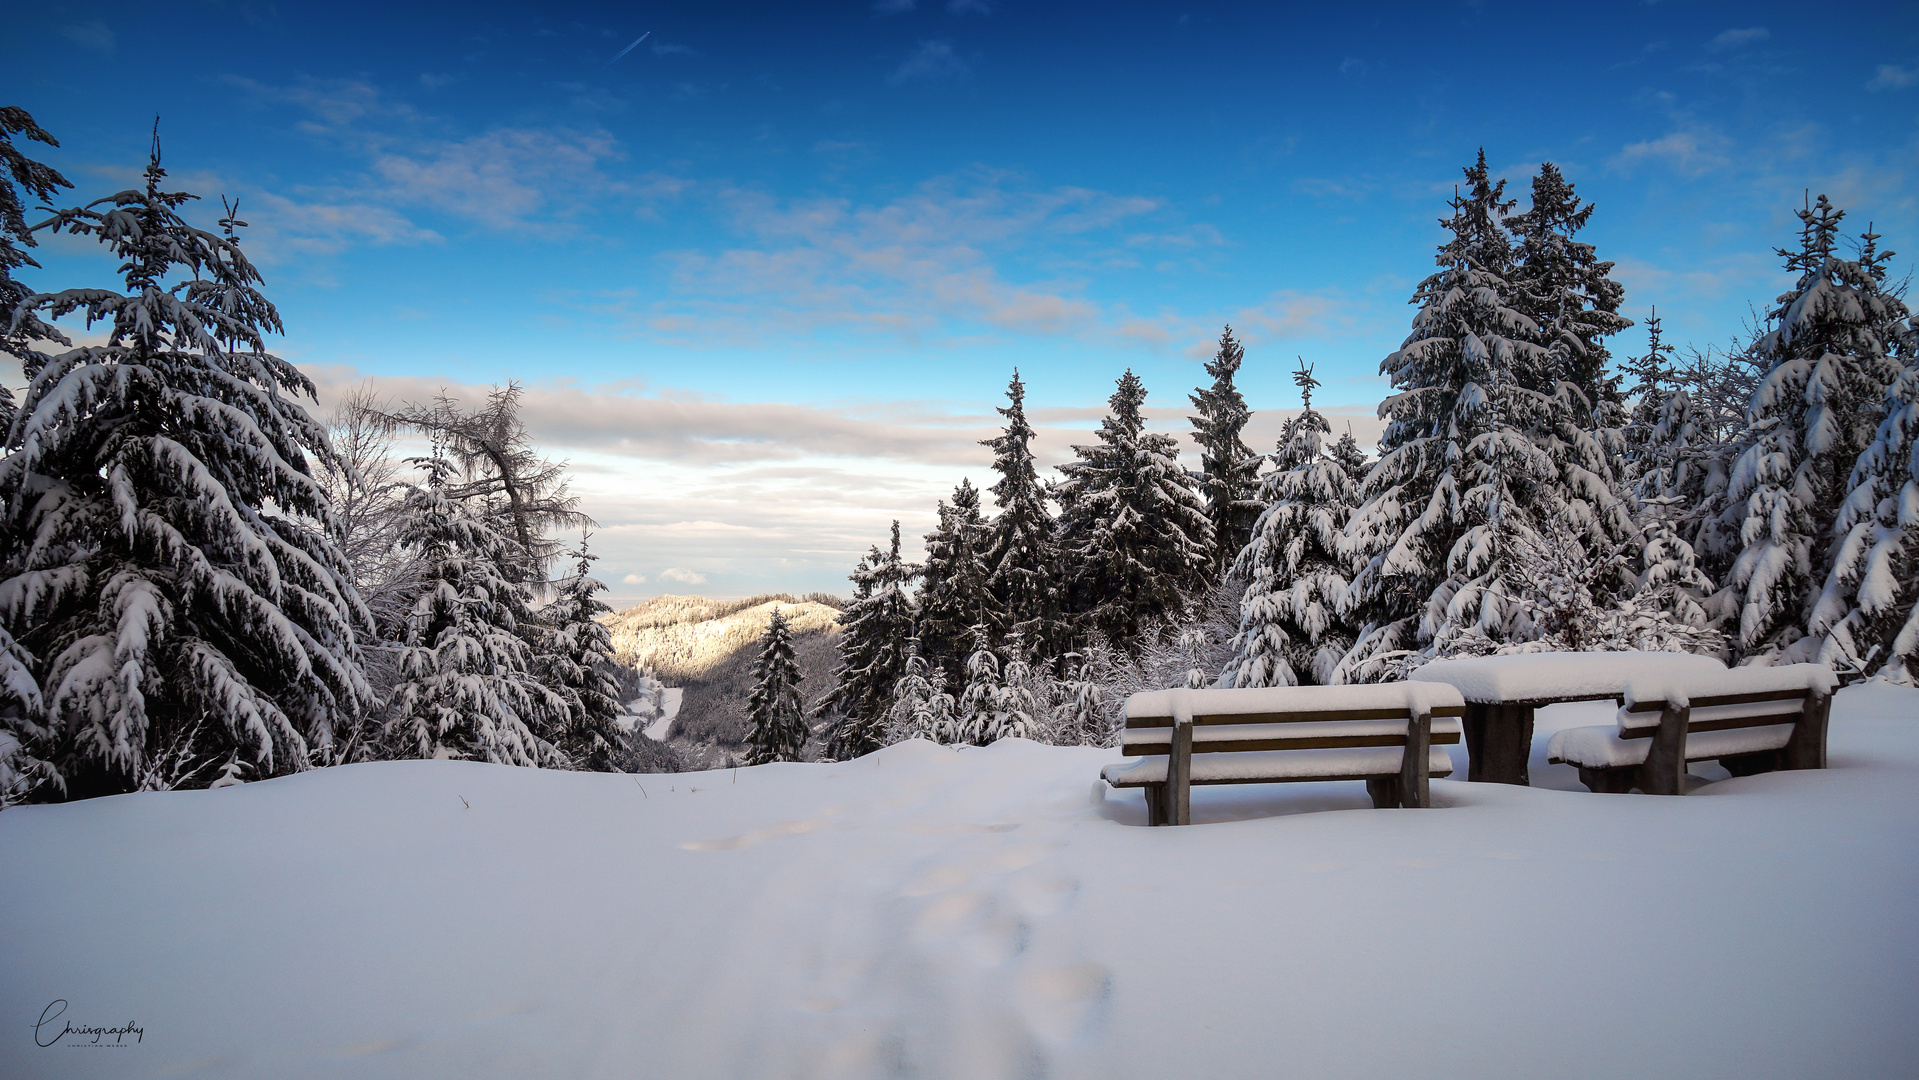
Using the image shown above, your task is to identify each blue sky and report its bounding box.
[9,0,1919,602]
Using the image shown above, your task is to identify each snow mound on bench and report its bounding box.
[1620,663,1838,712]
[1410,651,1724,702]
[1122,682,1463,722]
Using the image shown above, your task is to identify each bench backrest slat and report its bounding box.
[1620,687,1810,713]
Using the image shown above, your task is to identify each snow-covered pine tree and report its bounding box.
[1811,319,1919,680]
[916,479,995,684]
[820,520,919,760]
[1329,424,1370,478]
[993,630,1045,742]
[1338,151,1558,680]
[538,533,625,770]
[1719,199,1911,661]
[884,638,960,744]
[1188,325,1263,578]
[1056,369,1212,650]
[957,625,1001,746]
[1621,308,1678,461]
[0,133,372,798]
[388,448,566,766]
[1504,162,1633,412]
[1,107,72,411]
[978,371,1062,653]
[1223,360,1358,687]
[1502,162,1638,588]
[744,606,807,764]
[0,108,71,803]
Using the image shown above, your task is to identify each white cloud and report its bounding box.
[1869,64,1917,91]
[1611,127,1734,177]
[889,40,971,85]
[641,172,1164,346]
[1705,27,1769,53]
[658,568,708,584]
[622,573,647,584]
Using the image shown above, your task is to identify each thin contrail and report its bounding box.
[609,31,649,64]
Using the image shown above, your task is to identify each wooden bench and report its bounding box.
[1545,664,1839,796]
[1100,685,1467,826]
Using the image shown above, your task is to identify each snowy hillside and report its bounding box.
[601,595,844,768]
[5,685,1917,1078]
[602,594,842,683]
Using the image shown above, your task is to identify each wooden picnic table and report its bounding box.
[1408,652,1727,785]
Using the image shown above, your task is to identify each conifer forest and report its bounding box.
[3,108,1916,798]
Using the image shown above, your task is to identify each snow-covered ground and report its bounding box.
[5,686,1917,1079]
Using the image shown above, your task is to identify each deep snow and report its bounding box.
[4,686,1917,1079]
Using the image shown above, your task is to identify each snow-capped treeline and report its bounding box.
[787,150,1917,764]
[0,115,645,805]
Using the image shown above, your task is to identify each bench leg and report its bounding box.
[1365,776,1401,810]
[1783,691,1831,770]
[1144,784,1166,827]
[1635,702,1690,796]
[1466,703,1534,786]
[1576,766,1635,794]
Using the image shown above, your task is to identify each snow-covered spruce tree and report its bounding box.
[957,625,1002,746]
[1718,199,1910,662]
[1337,151,1557,680]
[0,108,72,803]
[388,449,566,766]
[2,108,72,412]
[1223,361,1358,687]
[744,607,807,765]
[1502,162,1638,583]
[1504,162,1633,414]
[1188,325,1263,579]
[884,638,960,745]
[0,136,372,798]
[1621,307,1678,460]
[993,630,1045,742]
[1329,424,1370,478]
[1812,346,1919,680]
[916,479,995,684]
[820,521,919,760]
[978,370,1062,653]
[1056,369,1212,650]
[538,534,625,770]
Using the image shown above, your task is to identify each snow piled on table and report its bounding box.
[1411,650,1725,701]
[5,686,1919,1079]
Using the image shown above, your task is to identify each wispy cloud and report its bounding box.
[889,40,971,85]
[1869,64,1916,91]
[629,171,1163,345]
[1612,126,1734,177]
[658,568,707,584]
[1705,27,1769,53]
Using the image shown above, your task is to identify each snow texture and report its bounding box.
[4,683,1917,1078]
[1410,650,1724,702]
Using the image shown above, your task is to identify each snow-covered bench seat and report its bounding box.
[1101,685,1467,826]
[1545,664,1839,796]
